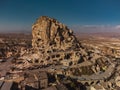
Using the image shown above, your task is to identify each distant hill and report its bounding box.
[0,29,31,34]
[70,25,120,33]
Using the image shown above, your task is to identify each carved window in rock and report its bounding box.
[84,82,89,86]
[47,50,51,53]
[49,41,56,46]
[53,49,56,52]
[35,59,39,63]
[56,54,60,58]
[96,81,100,84]
[40,61,44,63]
[37,38,41,41]
[53,59,57,61]
[70,62,73,66]
[46,56,50,60]
[59,58,63,61]
[90,81,94,85]
[52,55,55,58]
[64,53,71,59]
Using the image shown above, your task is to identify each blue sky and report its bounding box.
[0,0,120,32]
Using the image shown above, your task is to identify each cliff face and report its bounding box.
[32,16,80,51]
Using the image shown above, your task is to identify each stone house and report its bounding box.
[25,74,39,89]
[25,71,48,89]
[35,71,48,89]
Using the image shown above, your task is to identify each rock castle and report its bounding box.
[30,16,85,66]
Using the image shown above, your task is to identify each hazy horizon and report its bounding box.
[1,25,120,34]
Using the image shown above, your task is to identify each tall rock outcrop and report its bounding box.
[31,16,85,65]
[32,16,80,51]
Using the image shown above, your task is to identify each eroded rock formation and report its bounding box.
[32,16,80,50]
[31,16,85,65]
